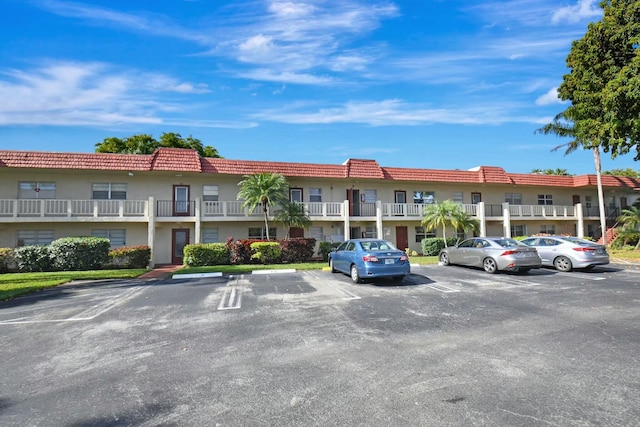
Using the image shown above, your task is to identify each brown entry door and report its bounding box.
[172,229,190,265]
[396,226,408,252]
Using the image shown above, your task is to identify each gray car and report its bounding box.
[520,235,609,272]
[439,237,542,274]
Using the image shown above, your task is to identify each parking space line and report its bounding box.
[324,282,361,300]
[425,283,460,293]
[217,286,243,310]
[0,286,146,325]
[554,271,606,280]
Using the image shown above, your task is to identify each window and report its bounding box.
[18,182,56,199]
[510,224,527,237]
[92,229,126,247]
[452,192,463,203]
[92,183,127,200]
[363,190,377,203]
[414,191,435,204]
[539,225,555,234]
[290,188,303,203]
[415,226,435,242]
[202,228,219,243]
[362,226,376,238]
[248,227,277,239]
[505,193,522,204]
[17,230,54,246]
[203,185,219,202]
[537,194,553,205]
[309,188,322,203]
[309,226,323,242]
[585,196,593,208]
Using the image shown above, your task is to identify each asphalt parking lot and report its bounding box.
[1,264,639,426]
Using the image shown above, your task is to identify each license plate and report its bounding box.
[385,258,394,264]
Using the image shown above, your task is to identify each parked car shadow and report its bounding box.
[360,273,435,287]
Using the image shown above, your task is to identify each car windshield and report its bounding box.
[360,240,396,251]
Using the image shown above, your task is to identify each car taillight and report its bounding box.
[362,255,379,262]
[573,247,596,252]
[400,254,409,261]
[500,250,517,256]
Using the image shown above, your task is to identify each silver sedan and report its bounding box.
[439,237,542,274]
[520,235,609,272]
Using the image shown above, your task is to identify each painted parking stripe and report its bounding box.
[0,286,146,325]
[324,282,361,300]
[425,283,460,293]
[218,286,243,310]
[554,271,606,280]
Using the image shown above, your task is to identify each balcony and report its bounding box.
[0,199,147,219]
[381,203,477,218]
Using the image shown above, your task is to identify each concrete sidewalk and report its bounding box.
[138,264,183,279]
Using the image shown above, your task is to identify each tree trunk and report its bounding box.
[594,147,607,248]
[442,224,447,247]
[263,203,270,240]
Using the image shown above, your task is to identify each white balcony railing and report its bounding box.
[0,199,147,218]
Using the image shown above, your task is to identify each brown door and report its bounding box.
[347,189,360,216]
[289,227,304,238]
[572,195,580,205]
[471,192,482,204]
[172,228,190,265]
[396,226,408,252]
[173,185,190,216]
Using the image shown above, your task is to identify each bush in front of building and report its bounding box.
[13,245,54,272]
[421,237,459,256]
[107,245,151,269]
[184,243,229,267]
[49,237,110,271]
[279,238,316,263]
[318,241,341,261]
[0,248,16,273]
[250,242,282,264]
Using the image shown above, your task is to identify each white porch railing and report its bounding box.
[0,199,147,218]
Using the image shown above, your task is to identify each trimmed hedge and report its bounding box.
[280,238,316,263]
[318,241,341,261]
[184,243,229,267]
[0,248,16,273]
[49,237,110,271]
[108,245,151,269]
[250,242,282,264]
[14,245,53,272]
[421,237,459,256]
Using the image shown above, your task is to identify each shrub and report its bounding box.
[184,243,229,267]
[0,248,16,273]
[108,245,151,269]
[318,241,341,261]
[421,237,458,256]
[279,238,316,263]
[250,242,282,264]
[14,245,54,272]
[226,238,264,264]
[49,237,110,271]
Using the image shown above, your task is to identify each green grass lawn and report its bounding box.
[0,269,148,301]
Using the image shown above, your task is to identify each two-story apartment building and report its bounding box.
[1,147,639,266]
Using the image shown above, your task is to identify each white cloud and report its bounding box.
[0,61,243,127]
[535,87,563,105]
[552,0,602,24]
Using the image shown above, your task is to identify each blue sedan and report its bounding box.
[328,238,411,283]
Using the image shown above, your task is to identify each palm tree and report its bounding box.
[275,201,312,239]
[421,200,479,247]
[617,206,640,249]
[237,172,290,240]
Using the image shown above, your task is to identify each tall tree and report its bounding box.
[531,168,573,176]
[421,200,479,247]
[95,133,222,157]
[604,167,640,177]
[536,1,640,243]
[275,201,312,239]
[237,173,290,240]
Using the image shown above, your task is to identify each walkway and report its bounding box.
[138,264,183,280]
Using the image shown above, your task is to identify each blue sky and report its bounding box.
[1,0,637,175]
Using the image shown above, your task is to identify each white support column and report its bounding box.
[477,202,486,237]
[194,198,202,244]
[343,200,350,239]
[376,200,383,239]
[147,196,156,268]
[502,202,511,238]
[576,202,584,238]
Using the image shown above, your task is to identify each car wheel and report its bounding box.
[350,264,361,283]
[439,252,450,266]
[554,256,573,272]
[329,259,337,273]
[483,257,498,274]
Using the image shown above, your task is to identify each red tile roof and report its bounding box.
[1,148,640,190]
